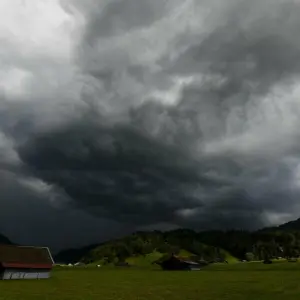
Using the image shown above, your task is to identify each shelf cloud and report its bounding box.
[1,0,300,249]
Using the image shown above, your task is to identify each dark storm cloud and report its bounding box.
[19,0,300,229]
[0,170,123,252]
[18,120,204,225]
[2,0,300,248]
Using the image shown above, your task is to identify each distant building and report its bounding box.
[114,261,130,267]
[155,255,204,271]
[0,245,54,280]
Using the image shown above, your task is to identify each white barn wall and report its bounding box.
[1,269,50,280]
[38,272,50,279]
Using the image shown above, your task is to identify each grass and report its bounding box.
[126,251,163,267]
[221,250,239,263]
[1,262,300,299]
[124,248,239,268]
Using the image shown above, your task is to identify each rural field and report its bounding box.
[0,262,300,300]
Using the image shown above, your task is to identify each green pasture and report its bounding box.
[1,261,300,300]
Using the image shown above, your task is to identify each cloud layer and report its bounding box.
[1,0,300,248]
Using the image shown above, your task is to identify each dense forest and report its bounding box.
[0,234,12,245]
[55,218,300,264]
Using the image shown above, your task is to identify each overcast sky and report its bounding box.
[1,0,300,252]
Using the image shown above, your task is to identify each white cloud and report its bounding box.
[202,81,300,159]
[0,0,76,57]
[0,132,21,166]
[0,0,84,102]
[18,176,71,209]
[0,67,32,98]
[18,177,53,195]
[263,211,294,226]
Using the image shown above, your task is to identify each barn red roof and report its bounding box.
[0,245,54,269]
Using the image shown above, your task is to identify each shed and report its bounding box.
[155,255,204,271]
[0,245,54,280]
[115,261,130,267]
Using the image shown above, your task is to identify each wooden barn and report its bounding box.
[0,245,54,280]
[155,255,204,271]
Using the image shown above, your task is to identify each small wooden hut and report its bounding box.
[155,255,204,271]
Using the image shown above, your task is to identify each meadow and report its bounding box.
[1,262,300,300]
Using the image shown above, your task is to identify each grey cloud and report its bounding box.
[18,120,205,225]
[18,110,300,231]
[83,0,173,42]
[2,0,300,250]
[167,0,300,95]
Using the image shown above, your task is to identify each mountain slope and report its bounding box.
[277,218,300,230]
[0,233,13,245]
[55,230,239,264]
[54,217,300,265]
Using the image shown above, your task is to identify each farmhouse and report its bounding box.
[156,255,204,271]
[0,245,54,280]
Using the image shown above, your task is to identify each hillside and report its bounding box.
[277,218,300,230]
[0,233,13,245]
[54,229,241,265]
[54,217,300,265]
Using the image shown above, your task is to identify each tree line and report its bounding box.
[79,227,300,264]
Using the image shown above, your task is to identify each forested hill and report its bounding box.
[274,218,300,231]
[54,218,300,264]
[0,233,12,245]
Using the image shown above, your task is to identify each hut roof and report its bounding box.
[0,245,54,269]
[173,256,200,265]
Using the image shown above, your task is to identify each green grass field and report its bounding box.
[1,262,300,300]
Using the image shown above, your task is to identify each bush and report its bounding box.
[245,252,255,262]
